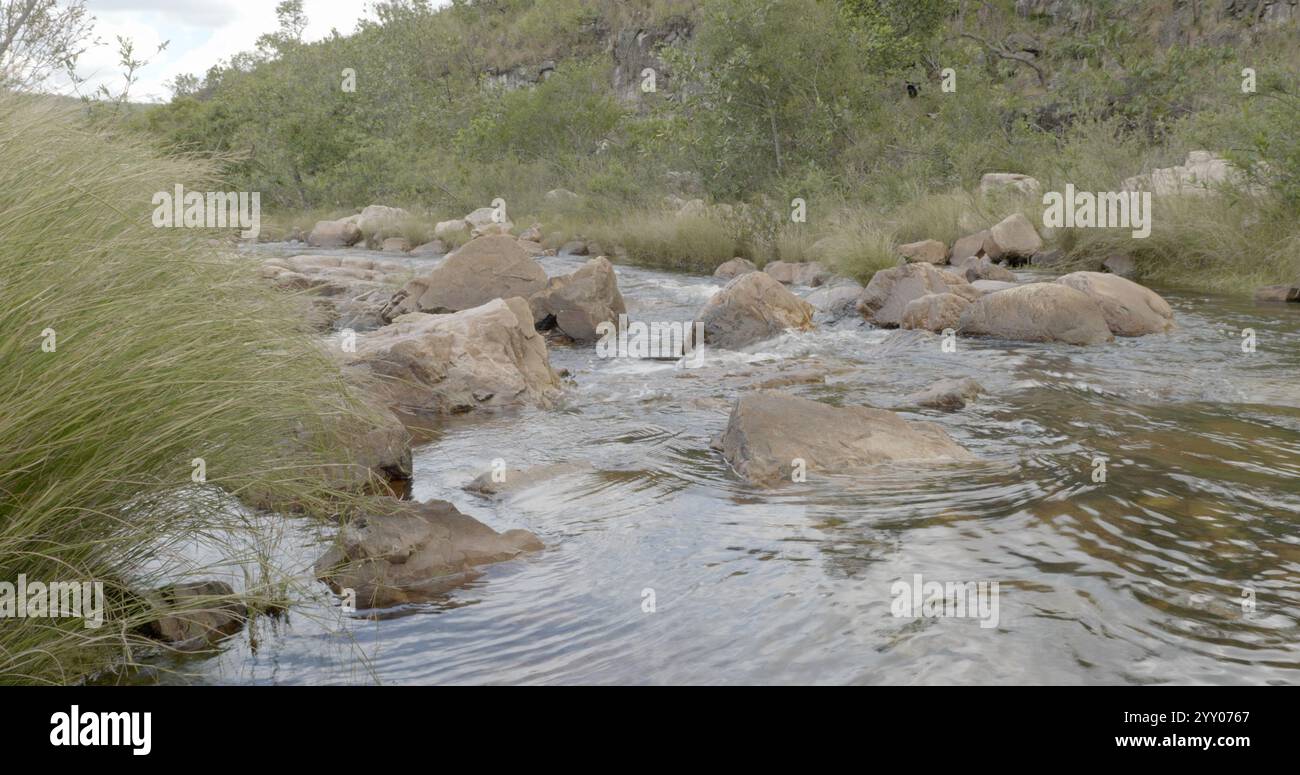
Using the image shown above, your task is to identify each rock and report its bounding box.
[314,497,543,608]
[307,219,363,248]
[763,260,833,287]
[259,255,411,331]
[1030,249,1065,268]
[560,240,589,256]
[805,281,865,323]
[1055,271,1174,336]
[381,234,548,320]
[544,188,581,204]
[380,237,411,253]
[434,219,469,241]
[517,239,546,257]
[900,292,971,332]
[713,257,758,280]
[519,224,543,242]
[896,239,948,264]
[1254,285,1300,303]
[713,391,973,486]
[959,256,1017,282]
[357,205,410,241]
[970,279,1018,294]
[141,580,246,651]
[959,283,1114,345]
[979,173,1042,197]
[908,378,983,411]
[986,213,1043,263]
[347,297,564,417]
[465,206,513,236]
[466,461,595,496]
[695,272,815,350]
[1121,151,1251,196]
[857,262,980,327]
[409,239,446,256]
[1102,254,1136,278]
[951,230,990,263]
[528,257,627,342]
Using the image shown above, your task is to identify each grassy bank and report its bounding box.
[0,95,383,684]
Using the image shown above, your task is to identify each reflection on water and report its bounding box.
[167,245,1300,684]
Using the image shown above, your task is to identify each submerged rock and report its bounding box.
[959,283,1113,345]
[713,391,973,486]
[465,461,596,496]
[315,498,543,608]
[695,271,815,350]
[908,377,983,411]
[1055,271,1174,336]
[140,580,246,651]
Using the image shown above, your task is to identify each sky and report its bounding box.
[67,1,383,102]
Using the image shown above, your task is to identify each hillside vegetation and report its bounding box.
[138,0,1300,292]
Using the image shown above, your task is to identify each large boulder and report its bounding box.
[346,297,564,418]
[900,292,971,332]
[958,283,1114,345]
[434,219,470,241]
[695,272,815,350]
[986,213,1043,263]
[307,219,363,248]
[381,234,547,320]
[805,280,865,323]
[713,257,758,280]
[980,173,1042,197]
[764,260,832,287]
[528,257,627,342]
[1055,271,1175,336]
[857,262,980,327]
[712,391,973,486]
[950,230,991,264]
[314,498,543,608]
[896,239,948,265]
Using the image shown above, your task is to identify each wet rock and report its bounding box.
[764,260,832,287]
[979,173,1042,197]
[141,580,246,651]
[959,282,1113,345]
[900,292,971,332]
[897,239,948,265]
[528,257,627,342]
[307,219,362,248]
[713,391,973,486]
[1254,285,1300,303]
[347,297,564,417]
[805,280,865,323]
[986,213,1043,264]
[466,461,595,496]
[315,498,543,608]
[713,256,758,280]
[1102,254,1136,278]
[908,377,983,411]
[381,235,547,320]
[857,262,980,327]
[695,271,815,350]
[1056,271,1174,336]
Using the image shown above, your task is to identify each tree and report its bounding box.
[0,0,95,90]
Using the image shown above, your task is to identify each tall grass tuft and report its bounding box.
[0,94,381,684]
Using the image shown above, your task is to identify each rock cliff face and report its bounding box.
[611,18,693,103]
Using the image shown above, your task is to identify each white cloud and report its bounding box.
[67,0,380,102]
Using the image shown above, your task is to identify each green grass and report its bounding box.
[0,94,389,684]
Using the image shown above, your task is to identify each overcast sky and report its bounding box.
[70,1,392,102]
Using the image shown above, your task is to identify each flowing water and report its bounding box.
[157,246,1300,685]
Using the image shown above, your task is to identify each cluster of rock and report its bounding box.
[1121,151,1256,197]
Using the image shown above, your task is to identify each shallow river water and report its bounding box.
[160,245,1300,685]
